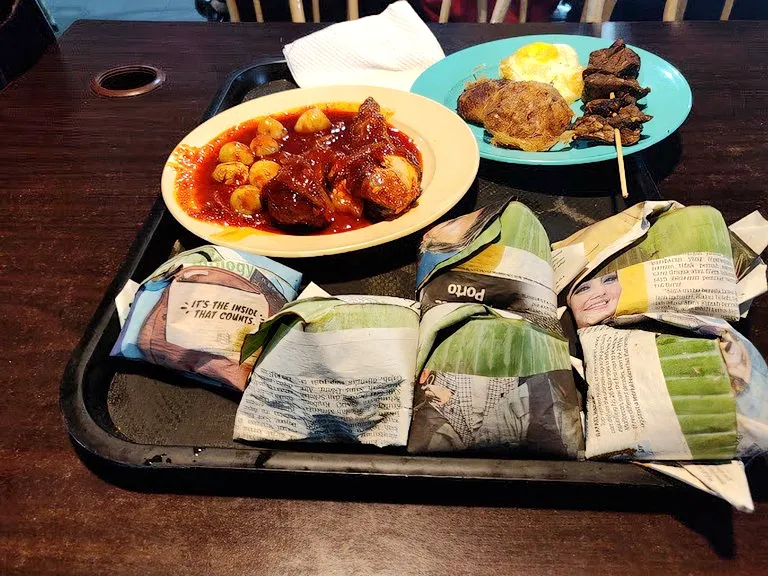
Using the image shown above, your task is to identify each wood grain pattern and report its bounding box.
[1,19,768,575]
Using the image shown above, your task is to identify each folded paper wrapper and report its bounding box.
[409,201,583,457]
[108,202,768,510]
[552,201,768,325]
[578,311,767,511]
[638,461,754,512]
[283,0,445,91]
[233,284,421,447]
[416,200,561,334]
[111,246,302,391]
[409,302,584,458]
[554,203,768,511]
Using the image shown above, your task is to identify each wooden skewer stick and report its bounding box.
[610,92,629,199]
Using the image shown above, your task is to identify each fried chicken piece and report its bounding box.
[582,72,651,103]
[261,156,334,228]
[482,81,573,152]
[347,96,392,148]
[330,98,422,219]
[584,39,641,79]
[330,142,421,220]
[457,78,509,124]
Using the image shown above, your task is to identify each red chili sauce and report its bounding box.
[173,106,422,235]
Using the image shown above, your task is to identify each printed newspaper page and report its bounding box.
[639,461,754,512]
[580,325,692,459]
[233,294,419,447]
[555,202,768,324]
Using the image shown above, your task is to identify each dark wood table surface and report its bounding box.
[2,19,768,575]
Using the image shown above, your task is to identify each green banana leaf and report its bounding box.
[656,333,737,459]
[597,206,733,277]
[418,304,570,378]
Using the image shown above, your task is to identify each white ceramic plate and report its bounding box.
[161,85,479,257]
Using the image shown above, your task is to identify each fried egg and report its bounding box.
[499,42,584,104]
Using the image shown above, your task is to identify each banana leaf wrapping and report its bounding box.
[111,245,301,391]
[408,303,583,458]
[553,202,765,329]
[417,200,560,335]
[580,313,768,460]
[233,295,420,447]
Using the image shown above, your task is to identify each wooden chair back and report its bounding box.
[228,1,361,23]
[581,0,735,23]
[229,0,736,25]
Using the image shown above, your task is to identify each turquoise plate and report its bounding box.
[411,34,692,165]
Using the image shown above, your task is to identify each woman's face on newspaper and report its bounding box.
[570,272,622,328]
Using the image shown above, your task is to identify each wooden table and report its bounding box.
[2,19,767,575]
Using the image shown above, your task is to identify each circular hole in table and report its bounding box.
[91,65,165,97]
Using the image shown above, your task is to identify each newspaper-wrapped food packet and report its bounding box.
[233,291,420,447]
[552,201,767,328]
[111,245,301,391]
[417,200,560,334]
[579,313,768,460]
[407,303,583,458]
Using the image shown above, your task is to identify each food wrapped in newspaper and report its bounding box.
[579,313,768,460]
[408,303,583,458]
[552,201,768,328]
[417,200,560,334]
[233,289,420,447]
[111,245,301,391]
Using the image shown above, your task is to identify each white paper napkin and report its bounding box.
[283,1,445,91]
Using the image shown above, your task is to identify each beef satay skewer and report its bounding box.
[609,92,629,199]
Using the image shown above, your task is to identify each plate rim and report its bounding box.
[411,33,693,166]
[161,85,480,258]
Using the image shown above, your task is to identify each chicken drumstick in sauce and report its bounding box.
[260,97,422,229]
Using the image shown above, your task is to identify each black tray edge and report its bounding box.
[59,60,679,490]
[201,56,291,119]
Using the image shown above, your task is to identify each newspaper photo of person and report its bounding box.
[409,367,579,456]
[569,271,622,328]
[720,331,752,394]
[408,303,583,458]
[419,204,499,255]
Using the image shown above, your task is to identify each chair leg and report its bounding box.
[602,0,617,21]
[289,0,306,22]
[252,0,264,22]
[347,0,359,20]
[225,0,240,22]
[721,0,734,20]
[519,0,528,23]
[312,0,320,22]
[439,0,451,23]
[581,0,606,23]
[490,0,512,23]
[477,0,488,23]
[663,0,688,21]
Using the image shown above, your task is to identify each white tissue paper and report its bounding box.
[283,1,445,91]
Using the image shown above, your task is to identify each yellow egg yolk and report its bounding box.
[516,42,560,63]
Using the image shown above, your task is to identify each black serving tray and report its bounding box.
[61,58,683,489]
